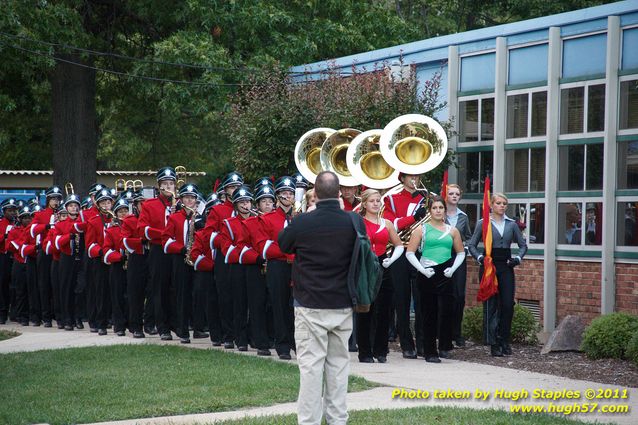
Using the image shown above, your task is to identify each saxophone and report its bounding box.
[184,207,197,266]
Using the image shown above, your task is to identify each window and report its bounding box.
[558,201,602,246]
[458,151,493,194]
[558,144,603,191]
[505,148,545,192]
[562,34,607,79]
[459,97,494,143]
[505,202,545,244]
[460,53,495,92]
[506,91,547,139]
[622,28,638,71]
[619,79,638,130]
[617,141,638,189]
[617,201,638,246]
[508,44,548,86]
[559,83,605,135]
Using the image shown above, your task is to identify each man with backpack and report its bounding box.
[278,170,369,425]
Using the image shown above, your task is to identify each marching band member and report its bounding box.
[206,171,243,348]
[357,189,403,363]
[339,184,360,212]
[405,196,465,363]
[382,173,427,359]
[217,185,255,351]
[44,205,65,328]
[54,194,83,330]
[86,188,114,335]
[6,205,33,326]
[23,203,41,326]
[467,193,527,357]
[162,183,200,344]
[81,183,104,332]
[103,197,130,337]
[138,167,178,341]
[191,193,221,345]
[256,176,296,360]
[0,198,18,325]
[444,184,472,347]
[30,185,63,327]
[121,190,151,338]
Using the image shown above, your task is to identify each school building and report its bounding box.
[291,0,638,331]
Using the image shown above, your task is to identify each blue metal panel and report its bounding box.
[458,39,496,55]
[461,53,495,92]
[620,10,638,27]
[507,29,549,46]
[560,18,608,37]
[416,63,449,121]
[509,44,548,85]
[562,33,607,78]
[622,27,638,70]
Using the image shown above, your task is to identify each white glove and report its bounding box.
[406,251,432,277]
[382,245,404,269]
[444,252,466,278]
[424,267,435,278]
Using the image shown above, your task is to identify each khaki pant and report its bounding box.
[295,306,353,425]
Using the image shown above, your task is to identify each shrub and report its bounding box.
[462,303,539,345]
[580,312,638,360]
[626,330,638,366]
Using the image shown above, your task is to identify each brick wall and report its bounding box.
[556,261,601,324]
[615,263,638,316]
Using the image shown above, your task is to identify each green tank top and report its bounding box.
[420,223,453,264]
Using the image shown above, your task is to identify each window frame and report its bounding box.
[556,197,604,250]
[505,86,548,143]
[618,73,638,135]
[457,93,496,146]
[503,198,547,248]
[456,149,494,194]
[558,78,606,139]
[615,195,638,251]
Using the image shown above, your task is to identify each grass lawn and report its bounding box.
[213,406,592,424]
[0,329,20,341]
[0,344,375,425]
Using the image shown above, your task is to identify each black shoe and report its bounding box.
[425,356,441,363]
[43,321,52,328]
[439,350,452,359]
[116,330,126,337]
[237,346,248,352]
[224,342,234,349]
[180,337,191,344]
[90,328,98,333]
[454,337,466,348]
[211,341,222,347]
[502,344,512,356]
[193,330,209,339]
[257,349,271,356]
[144,326,158,335]
[57,323,64,329]
[278,353,292,360]
[133,331,145,339]
[20,321,29,326]
[417,350,425,358]
[402,350,417,359]
[98,329,107,336]
[359,357,374,363]
[160,333,173,341]
[31,321,41,327]
[376,356,387,363]
[76,321,84,330]
[491,344,503,357]
[64,325,74,331]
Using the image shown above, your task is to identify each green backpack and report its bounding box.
[347,213,383,313]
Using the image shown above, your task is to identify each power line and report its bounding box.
[0,41,255,87]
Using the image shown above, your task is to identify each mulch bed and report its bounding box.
[398,340,638,388]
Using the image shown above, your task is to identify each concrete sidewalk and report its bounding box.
[2,323,637,424]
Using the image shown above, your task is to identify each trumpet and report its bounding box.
[124,179,144,191]
[115,178,127,193]
[99,206,121,226]
[175,165,187,188]
[249,208,264,217]
[65,182,75,196]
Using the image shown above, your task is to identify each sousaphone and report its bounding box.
[294,128,335,184]
[320,128,361,187]
[346,129,400,189]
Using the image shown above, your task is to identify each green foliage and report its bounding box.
[580,312,638,360]
[626,330,638,367]
[462,303,539,344]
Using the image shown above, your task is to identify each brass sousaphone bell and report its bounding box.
[379,114,448,176]
[346,129,400,190]
[319,128,361,187]
[294,128,335,184]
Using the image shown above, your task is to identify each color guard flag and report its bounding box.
[441,169,448,200]
[477,176,498,302]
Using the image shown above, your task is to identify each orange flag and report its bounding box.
[477,176,498,302]
[441,169,448,200]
